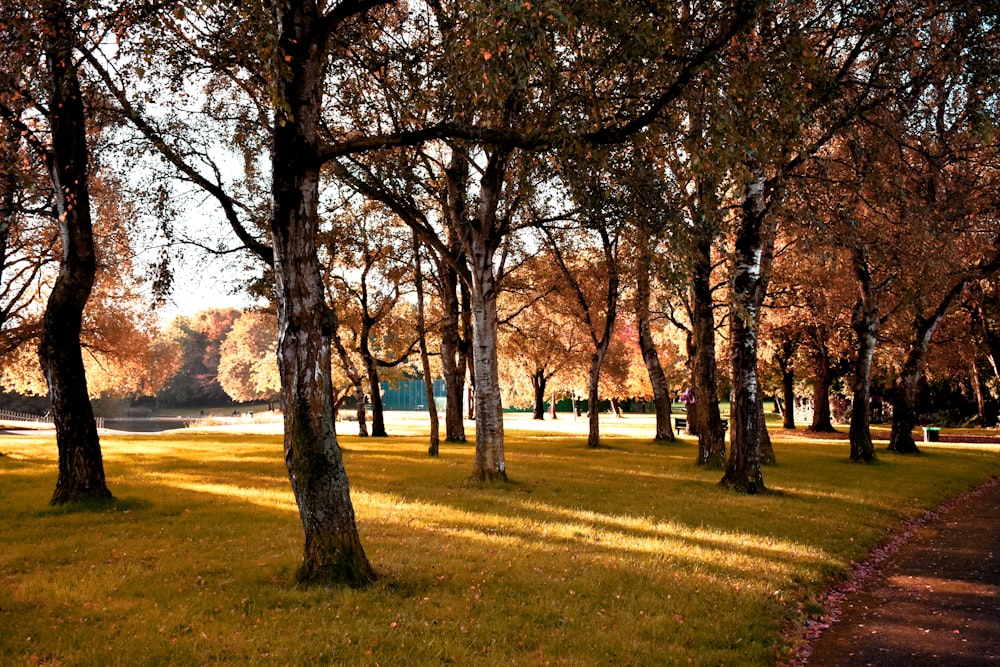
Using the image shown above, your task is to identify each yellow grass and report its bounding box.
[1,412,998,665]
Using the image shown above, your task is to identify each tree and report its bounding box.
[542,163,624,449]
[218,310,281,407]
[413,232,440,455]
[0,0,112,504]
[0,122,55,355]
[326,199,417,438]
[159,308,239,407]
[497,255,586,419]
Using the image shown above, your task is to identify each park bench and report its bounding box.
[672,416,729,431]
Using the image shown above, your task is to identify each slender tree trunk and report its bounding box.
[849,247,878,462]
[774,338,796,429]
[271,0,373,587]
[463,281,476,422]
[414,233,439,455]
[808,343,836,432]
[438,255,466,442]
[780,367,795,429]
[721,167,773,494]
[40,1,111,505]
[586,347,607,448]
[330,308,368,437]
[636,234,674,441]
[888,280,969,454]
[970,360,988,428]
[689,236,725,467]
[758,392,775,465]
[531,369,547,420]
[363,353,387,437]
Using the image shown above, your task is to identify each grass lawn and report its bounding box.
[2,413,998,666]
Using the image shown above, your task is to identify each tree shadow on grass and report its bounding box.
[32,495,153,517]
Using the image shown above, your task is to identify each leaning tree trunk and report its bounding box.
[721,167,773,494]
[689,235,725,467]
[270,0,374,587]
[40,1,111,505]
[636,233,675,441]
[888,280,970,454]
[848,247,878,462]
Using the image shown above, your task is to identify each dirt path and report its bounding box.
[802,476,1000,666]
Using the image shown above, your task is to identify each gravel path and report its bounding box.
[803,476,1000,666]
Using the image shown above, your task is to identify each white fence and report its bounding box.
[0,409,104,429]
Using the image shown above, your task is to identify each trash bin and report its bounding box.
[923,427,940,442]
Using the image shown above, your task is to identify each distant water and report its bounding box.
[102,417,192,432]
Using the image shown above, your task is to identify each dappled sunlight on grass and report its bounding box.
[143,471,298,512]
[4,415,1000,665]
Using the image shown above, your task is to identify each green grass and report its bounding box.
[2,414,999,666]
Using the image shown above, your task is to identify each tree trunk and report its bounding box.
[774,338,797,429]
[438,255,466,442]
[689,236,725,467]
[40,1,111,505]
[808,343,835,432]
[721,166,773,494]
[888,368,922,454]
[781,367,795,429]
[330,307,368,437]
[888,280,969,454]
[531,369,547,420]
[271,0,373,587]
[636,233,675,441]
[848,247,878,462]
[463,282,476,423]
[363,353,387,437]
[414,232,439,456]
[970,361,988,428]
[463,149,509,483]
[468,249,506,481]
[758,392,775,465]
[586,347,607,448]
